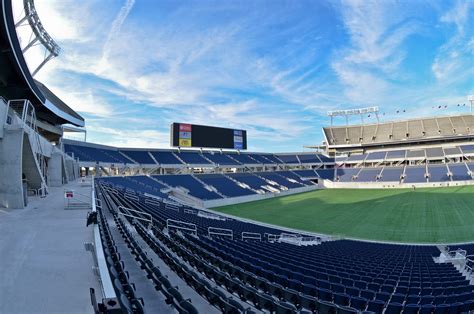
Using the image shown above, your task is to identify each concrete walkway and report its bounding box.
[0,179,100,314]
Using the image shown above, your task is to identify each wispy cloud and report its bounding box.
[13,0,474,151]
[432,0,473,81]
[97,0,136,73]
[331,0,420,103]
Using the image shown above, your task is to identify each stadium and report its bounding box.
[1,1,474,314]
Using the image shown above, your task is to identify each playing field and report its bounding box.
[213,185,474,244]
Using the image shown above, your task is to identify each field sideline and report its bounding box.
[213,185,474,244]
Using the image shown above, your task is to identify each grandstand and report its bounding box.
[2,0,474,313]
[323,115,473,147]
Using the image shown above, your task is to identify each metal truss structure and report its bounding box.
[14,0,61,76]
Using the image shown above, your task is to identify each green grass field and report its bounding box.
[213,185,474,244]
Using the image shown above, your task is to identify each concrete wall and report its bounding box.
[0,99,7,139]
[0,128,24,208]
[204,185,319,208]
[47,152,63,187]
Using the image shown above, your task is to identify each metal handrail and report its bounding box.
[208,227,233,239]
[166,219,197,235]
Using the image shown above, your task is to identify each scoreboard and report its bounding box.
[170,123,247,150]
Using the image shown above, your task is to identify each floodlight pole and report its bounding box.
[469,95,474,114]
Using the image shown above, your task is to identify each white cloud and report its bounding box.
[432,1,473,81]
[332,0,419,103]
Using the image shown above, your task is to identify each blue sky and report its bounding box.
[14,0,474,151]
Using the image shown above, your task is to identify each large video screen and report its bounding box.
[170,123,247,150]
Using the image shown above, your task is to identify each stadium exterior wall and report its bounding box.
[204,185,320,208]
[0,128,24,208]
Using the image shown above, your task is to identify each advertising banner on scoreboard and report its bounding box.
[178,123,192,147]
[233,129,244,149]
[171,122,247,150]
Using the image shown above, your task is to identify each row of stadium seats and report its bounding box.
[98,181,296,237]
[335,163,474,183]
[324,114,474,146]
[97,162,473,203]
[95,181,474,313]
[340,144,474,164]
[64,142,334,166]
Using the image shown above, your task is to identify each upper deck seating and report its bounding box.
[404,166,427,183]
[460,145,474,155]
[406,149,426,159]
[120,150,156,164]
[318,154,334,163]
[408,119,423,138]
[245,154,270,164]
[276,154,300,164]
[437,117,454,136]
[64,144,132,164]
[228,153,260,165]
[202,152,240,166]
[324,115,472,146]
[345,154,367,163]
[297,154,322,163]
[425,148,445,160]
[392,121,408,140]
[385,150,406,160]
[150,151,183,165]
[177,152,213,165]
[365,151,386,161]
[347,126,362,144]
[444,147,463,157]
[263,154,284,164]
[155,175,222,200]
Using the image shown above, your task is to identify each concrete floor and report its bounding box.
[0,179,100,314]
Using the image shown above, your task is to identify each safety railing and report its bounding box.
[208,227,233,239]
[166,219,197,235]
[242,232,262,241]
[118,206,152,225]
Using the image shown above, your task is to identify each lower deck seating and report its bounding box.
[96,180,474,314]
[378,167,403,182]
[155,175,222,200]
[257,172,304,189]
[428,165,450,182]
[448,163,472,181]
[336,168,360,182]
[276,171,313,186]
[404,166,427,184]
[227,173,272,192]
[198,174,256,197]
[315,169,335,180]
[356,168,382,182]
